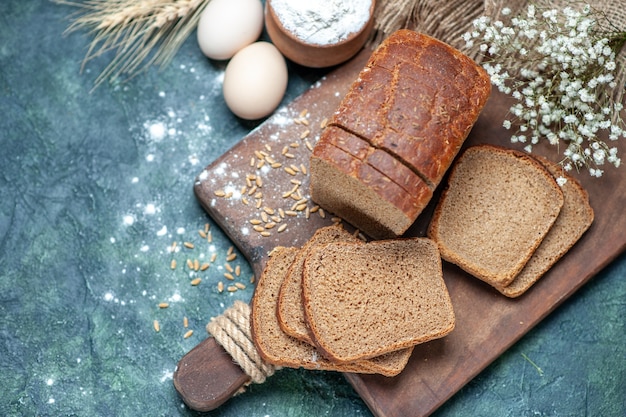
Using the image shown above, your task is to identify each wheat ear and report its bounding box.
[53,0,209,89]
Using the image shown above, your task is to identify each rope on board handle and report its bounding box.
[206,300,279,386]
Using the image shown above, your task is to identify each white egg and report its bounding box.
[196,0,264,60]
[223,42,288,120]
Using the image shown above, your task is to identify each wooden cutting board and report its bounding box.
[189,49,626,416]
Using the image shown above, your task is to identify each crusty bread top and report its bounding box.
[310,140,424,238]
[321,126,428,198]
[428,145,565,287]
[302,238,455,363]
[497,156,594,297]
[312,135,426,220]
[330,30,491,187]
[277,225,363,344]
[310,30,488,238]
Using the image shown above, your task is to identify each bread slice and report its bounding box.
[251,246,366,372]
[250,246,413,376]
[302,238,455,363]
[277,225,362,344]
[496,156,594,297]
[428,145,565,287]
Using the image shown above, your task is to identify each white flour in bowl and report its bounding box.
[270,0,372,45]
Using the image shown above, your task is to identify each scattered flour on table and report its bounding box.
[117,94,215,253]
[147,121,167,141]
[103,70,266,366]
[160,369,174,383]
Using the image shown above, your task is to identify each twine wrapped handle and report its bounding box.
[206,300,279,384]
[173,300,277,412]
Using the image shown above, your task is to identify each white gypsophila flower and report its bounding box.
[564,114,578,124]
[556,176,568,186]
[590,167,603,177]
[465,3,626,178]
[547,132,559,145]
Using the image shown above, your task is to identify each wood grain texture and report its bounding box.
[190,48,626,416]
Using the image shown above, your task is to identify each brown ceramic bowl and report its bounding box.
[265,0,375,68]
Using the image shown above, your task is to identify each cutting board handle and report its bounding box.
[173,336,251,412]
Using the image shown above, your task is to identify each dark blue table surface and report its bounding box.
[1,1,624,416]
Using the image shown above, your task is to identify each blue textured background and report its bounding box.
[1,1,624,416]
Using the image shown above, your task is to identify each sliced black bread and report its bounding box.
[277,224,363,344]
[302,238,455,363]
[496,156,594,297]
[250,246,413,376]
[428,145,564,288]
